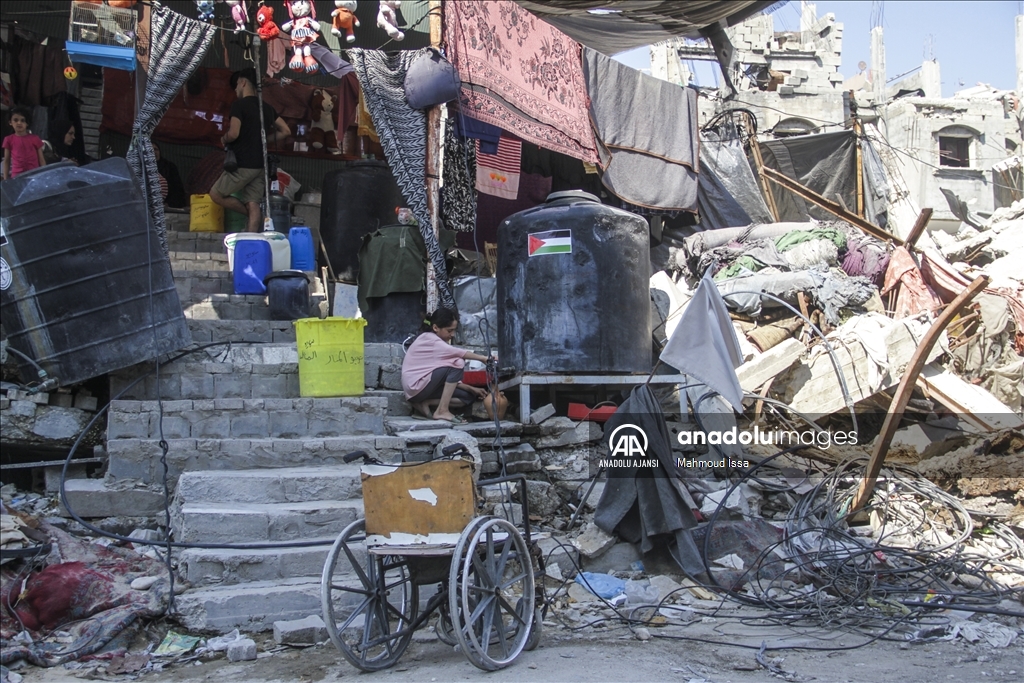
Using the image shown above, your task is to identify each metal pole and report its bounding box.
[252,35,273,232]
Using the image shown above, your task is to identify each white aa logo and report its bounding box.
[608,424,649,458]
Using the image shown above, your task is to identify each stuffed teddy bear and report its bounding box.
[255,4,279,40]
[331,1,359,44]
[377,1,404,41]
[281,0,320,73]
[226,1,248,34]
[309,89,341,155]
[195,0,215,23]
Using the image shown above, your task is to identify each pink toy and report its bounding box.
[227,1,248,34]
[281,0,320,74]
[377,1,403,41]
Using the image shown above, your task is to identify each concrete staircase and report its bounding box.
[74,229,515,632]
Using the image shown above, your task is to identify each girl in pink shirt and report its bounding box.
[401,308,491,424]
[2,107,46,180]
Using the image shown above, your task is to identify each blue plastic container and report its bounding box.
[233,240,272,295]
[288,226,316,271]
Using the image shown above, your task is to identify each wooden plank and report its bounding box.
[853,118,864,217]
[361,460,477,538]
[918,364,1024,432]
[749,130,780,222]
[904,208,934,250]
[423,0,443,312]
[760,166,904,245]
[851,275,989,512]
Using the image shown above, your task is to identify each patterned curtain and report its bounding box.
[127,3,215,254]
[348,48,456,311]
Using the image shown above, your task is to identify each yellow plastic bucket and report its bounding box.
[294,317,368,397]
[190,194,224,232]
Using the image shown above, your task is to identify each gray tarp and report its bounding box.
[698,128,774,230]
[756,130,888,228]
[594,384,704,576]
[583,47,699,212]
[514,1,780,55]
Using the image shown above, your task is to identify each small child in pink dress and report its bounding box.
[2,106,46,180]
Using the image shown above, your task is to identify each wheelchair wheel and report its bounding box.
[449,517,535,671]
[321,519,418,671]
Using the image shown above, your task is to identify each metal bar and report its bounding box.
[853,117,864,217]
[424,0,443,312]
[760,166,904,245]
[850,274,989,512]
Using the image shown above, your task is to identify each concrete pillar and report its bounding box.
[800,1,817,32]
[921,59,941,98]
[649,40,687,86]
[1016,15,1023,97]
[871,26,886,103]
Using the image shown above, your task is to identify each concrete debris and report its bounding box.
[225,638,257,662]
[529,403,557,425]
[273,615,327,646]
[572,523,617,558]
[700,484,762,519]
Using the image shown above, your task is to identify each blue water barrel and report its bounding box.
[0,159,190,387]
[288,227,316,271]
[233,240,272,295]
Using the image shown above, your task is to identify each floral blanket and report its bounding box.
[445,0,598,164]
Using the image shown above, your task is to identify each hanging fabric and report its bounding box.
[444,0,598,164]
[348,48,455,310]
[442,120,477,233]
[127,3,215,254]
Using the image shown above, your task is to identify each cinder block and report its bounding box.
[227,638,257,662]
[269,411,308,438]
[230,414,267,438]
[214,375,252,399]
[61,479,166,518]
[274,615,327,646]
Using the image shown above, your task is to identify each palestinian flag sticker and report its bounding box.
[528,229,572,257]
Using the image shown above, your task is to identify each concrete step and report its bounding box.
[173,270,234,298]
[186,319,297,344]
[180,542,346,586]
[109,342,408,400]
[176,499,364,543]
[174,577,326,632]
[174,466,363,506]
[107,397,387,441]
[183,293,274,321]
[106,434,403,487]
[166,230,228,255]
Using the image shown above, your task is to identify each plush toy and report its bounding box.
[331,1,359,44]
[281,0,320,73]
[227,0,248,34]
[377,1,404,41]
[195,0,215,23]
[255,4,279,40]
[309,89,341,155]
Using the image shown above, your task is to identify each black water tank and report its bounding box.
[320,161,406,282]
[497,191,651,374]
[0,159,191,386]
[264,270,310,321]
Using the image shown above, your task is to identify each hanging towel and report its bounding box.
[660,274,745,413]
[444,0,598,163]
[583,47,699,212]
[475,136,521,200]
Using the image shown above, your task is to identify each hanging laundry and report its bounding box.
[475,136,521,200]
[444,0,598,164]
[583,47,699,212]
[453,113,501,154]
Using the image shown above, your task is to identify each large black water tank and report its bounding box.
[0,159,191,387]
[320,161,406,282]
[497,191,651,374]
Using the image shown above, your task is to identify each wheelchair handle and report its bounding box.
[343,450,369,464]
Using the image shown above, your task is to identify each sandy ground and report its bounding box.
[12,609,1023,683]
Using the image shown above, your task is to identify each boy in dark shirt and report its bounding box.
[210,68,290,232]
